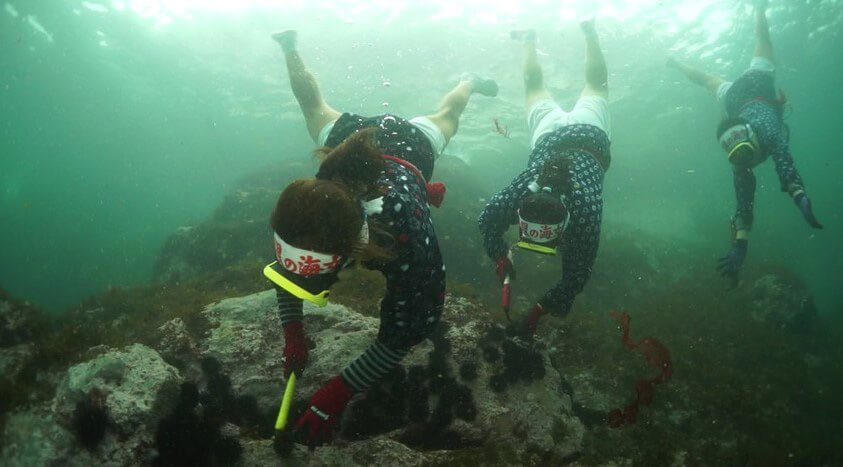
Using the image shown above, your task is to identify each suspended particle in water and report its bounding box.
[383,80,391,87]
[382,102,390,107]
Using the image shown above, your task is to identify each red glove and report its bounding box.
[495,256,516,284]
[282,321,308,377]
[521,303,545,338]
[426,182,446,208]
[295,376,354,447]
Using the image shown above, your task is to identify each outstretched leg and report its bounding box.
[667,57,726,96]
[512,29,552,111]
[579,18,608,99]
[424,73,498,145]
[273,30,341,144]
[753,0,774,62]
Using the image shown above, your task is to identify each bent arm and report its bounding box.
[342,201,446,393]
[540,208,601,317]
[769,137,805,197]
[478,170,536,260]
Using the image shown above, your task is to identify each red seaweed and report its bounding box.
[607,309,672,428]
[493,118,510,138]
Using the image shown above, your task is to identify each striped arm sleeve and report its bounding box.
[275,287,303,324]
[341,341,409,393]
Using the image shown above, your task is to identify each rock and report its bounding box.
[201,289,379,410]
[157,317,199,364]
[53,343,181,435]
[0,410,74,466]
[0,343,35,382]
[3,288,585,465]
[750,274,816,331]
[1,288,48,348]
[201,290,286,410]
[202,290,584,464]
[150,166,312,285]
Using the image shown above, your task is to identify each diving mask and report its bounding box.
[719,123,762,167]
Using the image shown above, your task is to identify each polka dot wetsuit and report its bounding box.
[723,69,805,231]
[478,124,610,317]
[275,113,445,393]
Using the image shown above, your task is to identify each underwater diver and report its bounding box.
[479,19,611,338]
[266,30,497,446]
[667,0,823,286]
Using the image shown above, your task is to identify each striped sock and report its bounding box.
[276,287,303,324]
[341,341,409,393]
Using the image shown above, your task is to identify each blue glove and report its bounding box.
[794,193,823,229]
[717,239,748,287]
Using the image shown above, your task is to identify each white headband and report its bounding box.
[518,179,570,243]
[272,197,385,276]
[719,124,756,153]
[273,233,342,276]
[518,212,568,244]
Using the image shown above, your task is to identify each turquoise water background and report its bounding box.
[0,0,840,313]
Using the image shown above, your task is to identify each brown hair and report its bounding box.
[315,128,385,198]
[271,129,393,261]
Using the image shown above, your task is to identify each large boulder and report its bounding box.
[2,289,586,465]
[3,344,182,466]
[199,289,585,464]
[200,289,384,411]
[200,290,288,409]
[53,343,181,430]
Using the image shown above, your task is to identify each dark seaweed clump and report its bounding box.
[71,393,109,450]
[483,324,507,343]
[486,337,546,394]
[154,356,275,466]
[482,345,500,363]
[479,324,507,364]
[341,321,479,450]
[342,366,411,440]
[459,361,478,382]
[488,373,508,393]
